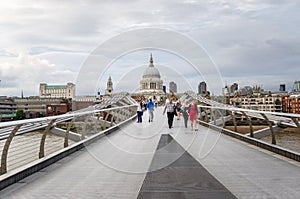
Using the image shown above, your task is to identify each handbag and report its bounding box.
[173,105,178,116]
[174,110,177,116]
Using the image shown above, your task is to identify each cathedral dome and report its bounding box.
[143,66,161,78]
[142,54,161,78]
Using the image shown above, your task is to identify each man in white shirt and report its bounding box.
[163,97,176,129]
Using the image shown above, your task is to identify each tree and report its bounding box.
[16,110,24,120]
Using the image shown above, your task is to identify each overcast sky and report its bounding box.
[0,0,299,97]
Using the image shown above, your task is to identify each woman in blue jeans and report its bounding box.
[137,99,143,123]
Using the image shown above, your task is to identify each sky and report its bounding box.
[0,0,299,97]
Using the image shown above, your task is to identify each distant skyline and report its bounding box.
[1,1,300,97]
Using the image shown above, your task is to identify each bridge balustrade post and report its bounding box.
[127,106,132,119]
[211,108,217,125]
[214,108,219,120]
[126,107,130,119]
[1,124,22,174]
[81,115,92,140]
[110,112,115,127]
[39,119,56,159]
[260,113,276,145]
[231,111,238,132]
[122,108,129,121]
[103,111,110,129]
[218,109,225,128]
[204,108,209,123]
[131,105,137,117]
[291,118,300,130]
[241,111,254,137]
[95,115,103,134]
[114,109,122,123]
[64,117,77,148]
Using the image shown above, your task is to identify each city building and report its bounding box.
[280,84,286,92]
[39,83,75,99]
[105,76,113,96]
[139,54,165,101]
[169,81,177,93]
[198,81,207,95]
[46,101,71,116]
[0,97,16,121]
[230,95,282,112]
[223,85,229,96]
[230,83,238,94]
[239,86,253,96]
[72,96,96,111]
[294,81,300,92]
[14,97,72,118]
[163,86,166,94]
[282,94,300,114]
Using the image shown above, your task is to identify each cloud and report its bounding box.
[0,0,300,96]
[0,50,77,96]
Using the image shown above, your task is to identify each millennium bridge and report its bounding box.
[1,91,300,198]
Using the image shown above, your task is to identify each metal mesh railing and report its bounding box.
[0,93,137,175]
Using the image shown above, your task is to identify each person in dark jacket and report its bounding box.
[181,99,190,128]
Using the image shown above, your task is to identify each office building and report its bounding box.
[198,81,207,95]
[39,83,75,99]
[169,81,177,93]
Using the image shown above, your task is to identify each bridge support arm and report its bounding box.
[110,112,115,127]
[103,111,112,129]
[231,111,238,132]
[204,108,209,123]
[219,109,225,128]
[64,117,77,148]
[241,111,254,137]
[211,109,216,125]
[260,113,276,145]
[81,115,92,140]
[291,118,300,131]
[1,124,22,174]
[39,119,56,158]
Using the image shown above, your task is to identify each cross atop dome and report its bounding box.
[149,53,154,66]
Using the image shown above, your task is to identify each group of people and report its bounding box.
[163,97,198,131]
[136,97,199,131]
[136,98,155,123]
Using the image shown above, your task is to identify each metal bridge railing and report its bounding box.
[180,91,300,146]
[0,93,138,175]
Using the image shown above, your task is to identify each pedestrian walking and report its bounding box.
[146,98,155,122]
[163,97,176,129]
[189,99,198,131]
[155,99,159,108]
[176,99,182,120]
[137,99,143,123]
[181,99,190,128]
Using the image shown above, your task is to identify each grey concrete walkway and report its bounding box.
[1,107,300,198]
[172,119,300,198]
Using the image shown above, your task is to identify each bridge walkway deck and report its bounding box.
[1,107,300,198]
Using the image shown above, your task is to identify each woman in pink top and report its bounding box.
[189,99,198,131]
